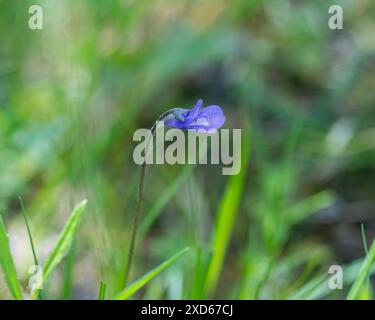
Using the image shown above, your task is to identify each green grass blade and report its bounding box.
[358,223,373,299]
[361,223,369,255]
[347,239,375,300]
[0,214,23,300]
[204,134,250,297]
[283,190,335,225]
[289,273,327,300]
[356,280,373,300]
[98,281,107,300]
[19,197,39,267]
[291,258,375,300]
[115,247,190,300]
[191,247,203,299]
[60,243,76,299]
[40,199,87,291]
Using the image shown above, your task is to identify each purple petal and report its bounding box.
[164,101,225,132]
[184,99,203,124]
[164,118,186,129]
[186,105,225,130]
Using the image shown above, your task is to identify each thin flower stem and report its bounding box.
[123,161,146,287]
[123,110,176,288]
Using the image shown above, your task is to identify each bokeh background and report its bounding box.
[0,0,375,299]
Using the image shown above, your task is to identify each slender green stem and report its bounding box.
[123,111,175,287]
[19,196,39,267]
[123,161,147,287]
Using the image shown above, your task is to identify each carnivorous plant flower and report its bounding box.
[123,100,225,286]
[164,99,225,131]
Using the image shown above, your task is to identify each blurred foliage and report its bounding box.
[0,0,374,299]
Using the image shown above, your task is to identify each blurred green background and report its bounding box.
[0,0,375,299]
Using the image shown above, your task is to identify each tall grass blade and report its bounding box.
[347,239,375,299]
[115,247,190,300]
[291,258,375,300]
[31,199,87,298]
[349,225,373,300]
[361,223,369,255]
[19,197,39,267]
[0,214,23,300]
[204,133,250,297]
[43,199,87,281]
[60,243,76,299]
[191,247,203,299]
[284,190,335,225]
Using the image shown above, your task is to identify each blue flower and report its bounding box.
[164,99,225,132]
